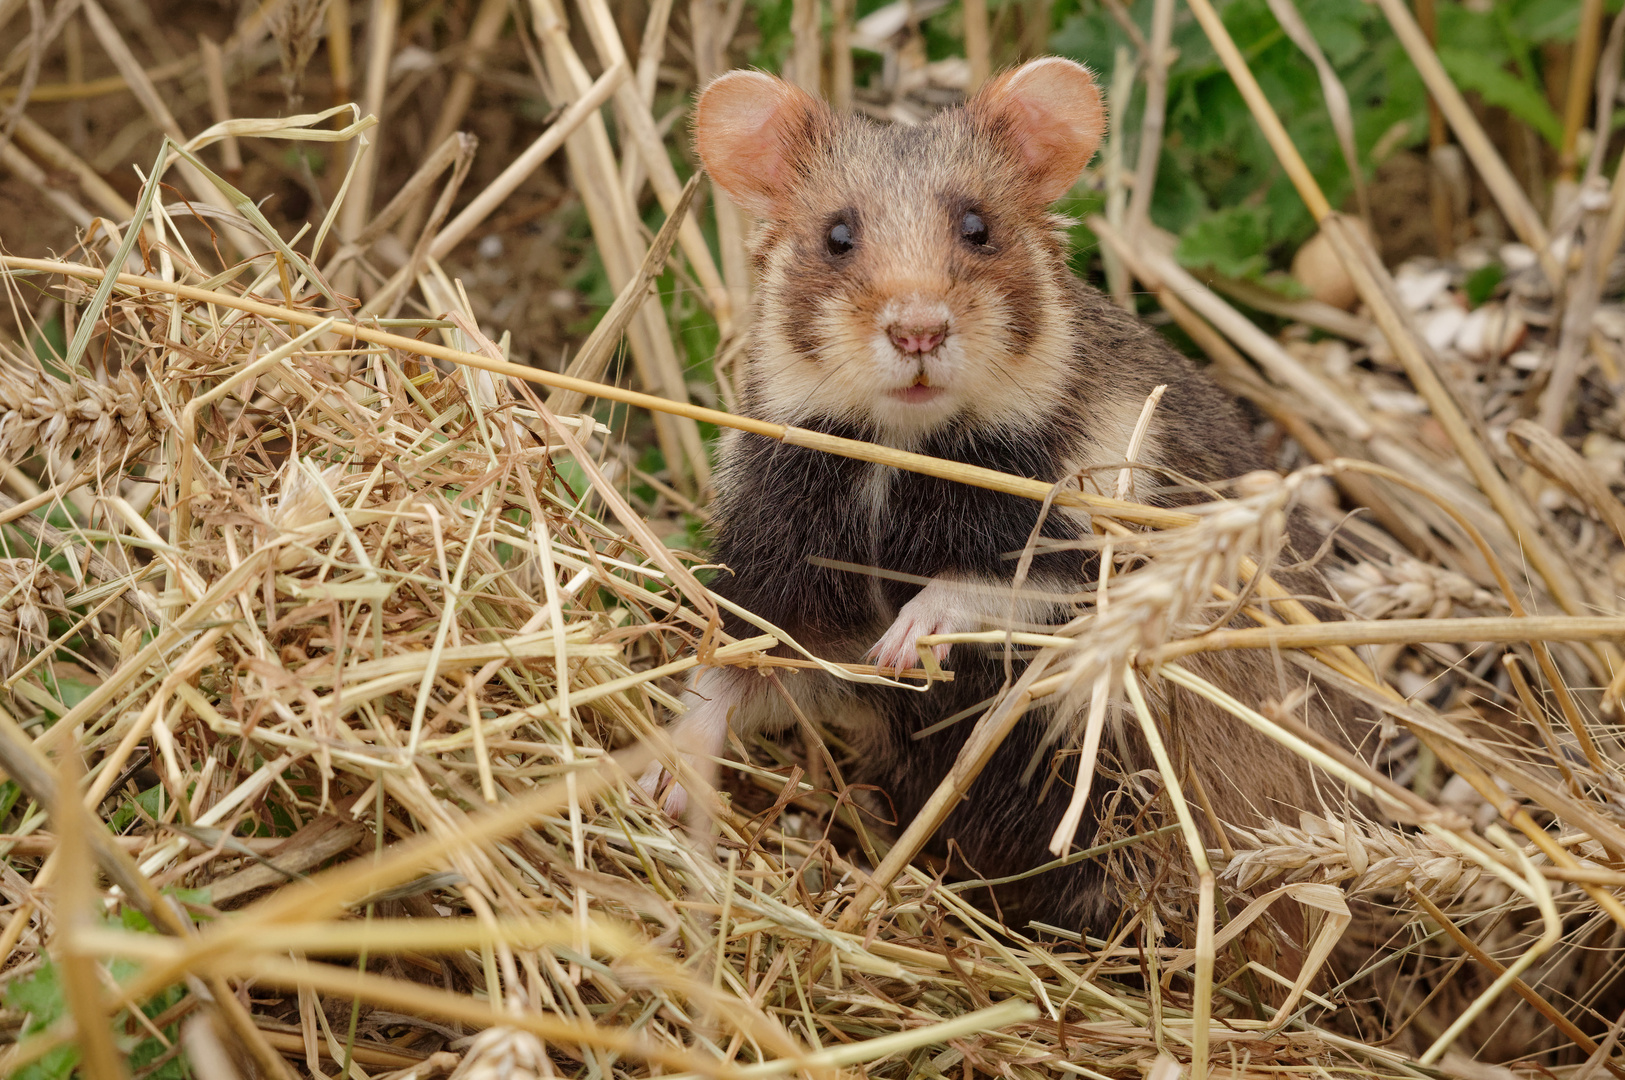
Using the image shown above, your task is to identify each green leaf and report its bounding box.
[1177,206,1272,280]
[109,783,164,833]
[6,961,65,1032]
[1301,0,1369,66]
[1438,46,1563,148]
[6,963,76,1080]
[1465,263,1506,308]
[49,673,95,711]
[1512,0,1583,44]
[5,950,193,1079]
[12,1045,77,1080]
[0,779,23,825]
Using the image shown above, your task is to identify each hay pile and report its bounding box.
[1,2,1624,1079]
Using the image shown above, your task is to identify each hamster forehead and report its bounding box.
[788,112,1018,239]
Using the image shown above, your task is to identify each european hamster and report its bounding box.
[642,58,1368,932]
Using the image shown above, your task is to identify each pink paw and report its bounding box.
[869,579,978,675]
[636,682,729,817]
[870,614,956,675]
[637,760,692,816]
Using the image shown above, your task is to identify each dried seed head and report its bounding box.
[0,365,161,474]
[264,461,346,570]
[1225,813,1487,904]
[1053,470,1312,713]
[270,0,330,106]
[450,1023,553,1080]
[0,559,65,679]
[1329,555,1501,620]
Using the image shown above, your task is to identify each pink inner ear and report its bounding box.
[695,72,826,218]
[974,58,1106,204]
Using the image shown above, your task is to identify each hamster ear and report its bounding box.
[695,70,832,218]
[969,57,1105,204]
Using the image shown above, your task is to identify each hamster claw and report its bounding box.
[871,579,978,675]
[869,617,955,676]
[637,761,690,817]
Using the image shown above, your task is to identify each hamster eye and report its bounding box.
[827,220,854,256]
[960,211,989,247]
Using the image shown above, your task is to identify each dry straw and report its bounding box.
[0,2,1623,1079]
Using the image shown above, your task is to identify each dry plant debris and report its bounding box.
[0,2,1624,1080]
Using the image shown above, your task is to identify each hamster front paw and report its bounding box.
[636,685,731,817]
[637,758,696,816]
[869,578,978,675]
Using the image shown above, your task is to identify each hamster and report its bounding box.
[641,58,1369,932]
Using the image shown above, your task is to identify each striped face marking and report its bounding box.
[747,128,1081,444]
[695,60,1106,448]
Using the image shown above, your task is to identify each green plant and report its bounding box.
[1435,0,1586,150]
[1055,0,1427,278]
[6,930,192,1080]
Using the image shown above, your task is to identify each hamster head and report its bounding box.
[695,57,1105,442]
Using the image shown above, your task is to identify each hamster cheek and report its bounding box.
[868,576,984,675]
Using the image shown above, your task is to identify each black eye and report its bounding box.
[960,210,989,247]
[827,220,854,255]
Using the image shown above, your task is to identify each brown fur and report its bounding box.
[646,59,1373,943]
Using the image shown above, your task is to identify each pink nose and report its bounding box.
[888,323,948,354]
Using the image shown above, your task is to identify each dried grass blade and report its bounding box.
[334,0,398,275]
[1404,881,1623,1075]
[1047,669,1111,856]
[1125,0,1174,235]
[79,0,257,258]
[0,138,94,227]
[11,113,135,220]
[50,752,127,1080]
[0,702,176,930]
[1091,216,1373,440]
[578,0,732,330]
[1361,0,1558,283]
[7,257,1211,531]
[1560,0,1607,181]
[834,653,1056,935]
[1152,614,1625,658]
[962,0,988,92]
[215,955,742,1076]
[1418,828,1562,1063]
[411,0,507,218]
[1319,217,1601,654]
[61,140,167,369]
[548,171,702,416]
[342,130,468,255]
[1506,419,1625,546]
[1262,0,1369,222]
[198,34,240,174]
[1181,0,1607,642]
[531,6,706,490]
[362,58,627,314]
[1123,664,1214,1075]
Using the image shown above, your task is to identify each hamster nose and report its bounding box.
[888,323,948,354]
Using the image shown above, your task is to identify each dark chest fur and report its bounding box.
[709,418,1090,648]
[708,416,1116,923]
[704,306,1287,929]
